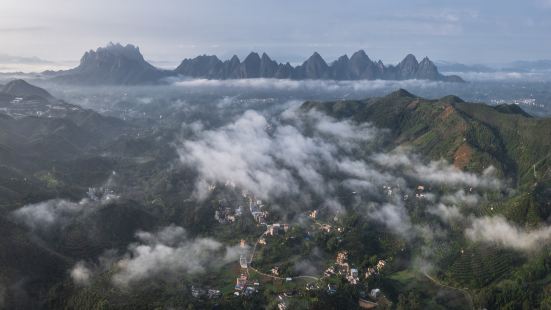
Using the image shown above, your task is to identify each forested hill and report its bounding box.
[301,89,551,190]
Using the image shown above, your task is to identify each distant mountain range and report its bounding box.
[174,50,464,82]
[44,43,464,85]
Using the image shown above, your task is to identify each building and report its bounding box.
[365,267,377,279]
[268,223,289,236]
[243,286,257,296]
[207,289,221,299]
[347,268,360,284]
[191,286,206,298]
[235,274,248,291]
[336,251,348,265]
[370,288,381,299]
[376,260,386,272]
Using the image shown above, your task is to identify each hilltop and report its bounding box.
[301,89,551,189]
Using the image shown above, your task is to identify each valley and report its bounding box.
[0,78,549,309]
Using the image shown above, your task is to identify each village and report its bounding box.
[191,183,398,309]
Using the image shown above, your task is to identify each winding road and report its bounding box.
[245,225,320,282]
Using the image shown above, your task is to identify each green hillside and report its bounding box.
[302,89,551,188]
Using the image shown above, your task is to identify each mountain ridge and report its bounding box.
[175,50,464,82]
[45,43,464,84]
[300,89,551,188]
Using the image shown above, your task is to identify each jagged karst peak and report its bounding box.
[244,52,261,62]
[52,44,464,84]
[350,50,371,61]
[305,52,326,63]
[337,54,350,62]
[51,42,170,85]
[401,53,419,64]
[81,42,145,64]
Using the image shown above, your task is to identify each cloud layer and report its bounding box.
[111,225,240,287]
[465,216,551,251]
[11,183,119,232]
[171,78,444,94]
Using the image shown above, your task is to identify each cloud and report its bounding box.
[111,225,240,287]
[368,202,413,237]
[428,203,463,223]
[13,199,98,231]
[373,152,502,190]
[170,78,444,94]
[11,185,118,231]
[177,109,383,202]
[441,189,480,206]
[465,216,551,251]
[70,261,93,285]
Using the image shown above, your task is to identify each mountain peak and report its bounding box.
[81,43,146,65]
[387,88,416,98]
[307,52,326,62]
[1,79,53,99]
[400,54,419,65]
[52,43,169,85]
[350,50,370,61]
[244,52,261,62]
[439,95,465,104]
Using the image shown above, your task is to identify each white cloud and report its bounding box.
[111,225,240,287]
[177,109,382,202]
[428,203,463,222]
[465,216,551,251]
[373,152,502,190]
[70,261,93,285]
[368,202,413,237]
[11,183,118,231]
[441,189,479,206]
[171,78,444,94]
[13,199,97,231]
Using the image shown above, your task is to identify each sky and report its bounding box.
[1,0,550,67]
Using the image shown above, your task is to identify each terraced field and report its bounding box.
[447,245,518,288]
